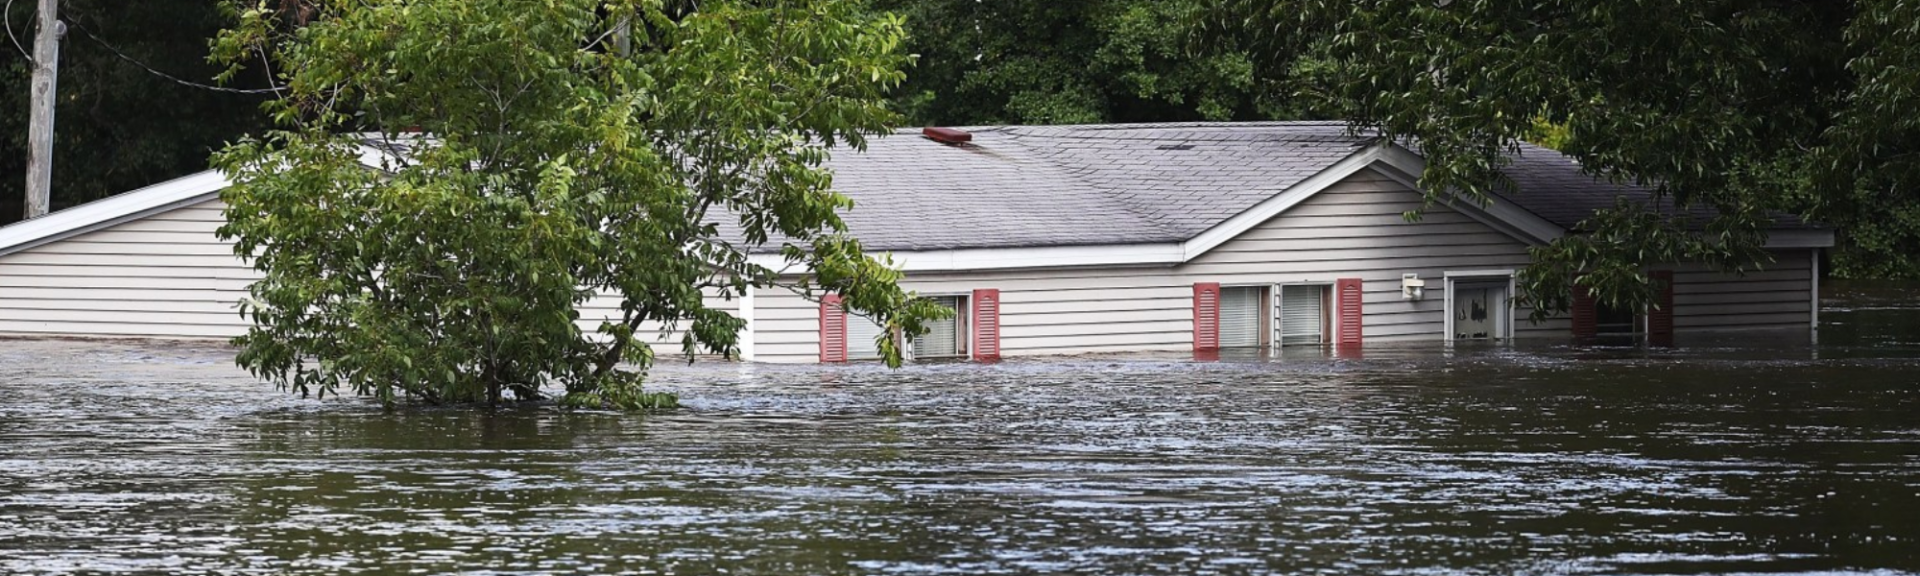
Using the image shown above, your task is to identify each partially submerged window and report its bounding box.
[825,294,973,362]
[912,295,968,359]
[1277,284,1330,346]
[1219,286,1268,349]
[847,312,888,361]
[1596,302,1638,334]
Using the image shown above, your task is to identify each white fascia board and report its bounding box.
[744,242,1183,274]
[891,243,1182,272]
[1764,230,1835,248]
[0,170,230,257]
[0,144,400,259]
[354,141,417,172]
[1369,145,1566,246]
[1179,145,1389,260]
[1179,143,1567,260]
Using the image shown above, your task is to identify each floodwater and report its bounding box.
[1,285,1918,575]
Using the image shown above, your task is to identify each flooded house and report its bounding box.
[0,122,1830,363]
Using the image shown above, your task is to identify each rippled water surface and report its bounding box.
[2,284,1919,575]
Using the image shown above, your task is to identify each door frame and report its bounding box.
[1443,269,1516,342]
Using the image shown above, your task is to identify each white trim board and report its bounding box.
[0,170,229,258]
[0,141,409,259]
[1442,270,1518,343]
[1181,143,1567,259]
[1367,145,1568,246]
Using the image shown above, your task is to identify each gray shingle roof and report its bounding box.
[813,122,1365,251]
[1495,143,1818,231]
[735,121,1813,252]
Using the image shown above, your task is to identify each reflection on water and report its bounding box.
[0,283,1917,575]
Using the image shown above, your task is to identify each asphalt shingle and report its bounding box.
[731,122,1815,253]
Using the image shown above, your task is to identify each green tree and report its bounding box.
[1,0,273,224]
[876,0,1300,126]
[212,0,948,409]
[1223,0,1920,316]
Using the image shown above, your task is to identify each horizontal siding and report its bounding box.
[0,319,246,339]
[1671,250,1813,331]
[0,199,250,339]
[753,287,824,363]
[1,171,1819,361]
[0,253,252,267]
[575,288,740,356]
[1188,168,1539,345]
[0,199,753,352]
[754,169,1557,362]
[51,230,227,245]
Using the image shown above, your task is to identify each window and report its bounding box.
[912,295,968,358]
[847,312,888,361]
[1596,302,1638,334]
[1219,286,1268,349]
[1277,284,1330,346]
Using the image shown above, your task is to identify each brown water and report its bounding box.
[1,284,1917,575]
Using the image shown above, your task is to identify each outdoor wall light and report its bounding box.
[1402,273,1426,300]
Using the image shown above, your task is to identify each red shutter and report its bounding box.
[1570,280,1598,339]
[972,289,1001,362]
[819,295,848,363]
[1336,278,1364,348]
[1648,270,1675,346]
[1192,283,1222,351]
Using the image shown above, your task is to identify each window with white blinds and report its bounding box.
[1219,286,1265,348]
[847,312,886,360]
[1277,284,1328,346]
[912,296,967,358]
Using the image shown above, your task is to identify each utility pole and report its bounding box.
[612,17,630,56]
[24,0,63,220]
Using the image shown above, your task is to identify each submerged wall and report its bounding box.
[0,171,1817,362]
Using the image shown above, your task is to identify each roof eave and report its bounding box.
[0,170,231,258]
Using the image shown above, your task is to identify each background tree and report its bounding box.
[875,0,1303,126]
[1218,0,1920,316]
[213,0,947,409]
[1,0,274,224]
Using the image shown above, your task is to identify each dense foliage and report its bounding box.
[0,0,272,224]
[212,0,947,409]
[1222,0,1920,316]
[875,0,1298,125]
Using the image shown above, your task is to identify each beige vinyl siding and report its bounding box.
[0,198,745,346]
[753,287,830,363]
[753,274,1197,361]
[0,198,255,339]
[908,272,1192,357]
[1188,168,1566,342]
[574,287,740,357]
[752,168,1564,362]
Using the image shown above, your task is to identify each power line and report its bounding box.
[66,19,286,95]
[5,0,31,62]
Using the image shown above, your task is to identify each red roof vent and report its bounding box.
[922,126,972,145]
